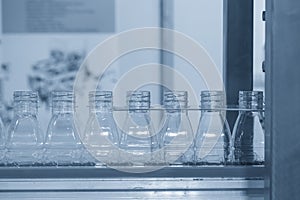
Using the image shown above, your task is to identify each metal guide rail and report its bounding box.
[113,105,265,112]
[0,166,264,192]
[0,165,265,179]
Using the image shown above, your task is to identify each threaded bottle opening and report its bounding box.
[163,91,188,110]
[52,91,74,102]
[51,91,75,114]
[239,91,263,110]
[13,91,38,114]
[200,90,225,109]
[14,91,38,102]
[89,91,113,112]
[127,91,150,110]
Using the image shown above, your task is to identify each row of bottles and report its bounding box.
[0,90,264,166]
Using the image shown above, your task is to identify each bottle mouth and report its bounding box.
[127,91,150,101]
[51,91,75,103]
[13,91,38,102]
[13,91,38,114]
[239,91,263,110]
[163,91,188,109]
[51,91,75,113]
[89,91,112,103]
[200,90,225,109]
[127,91,150,110]
[89,91,113,111]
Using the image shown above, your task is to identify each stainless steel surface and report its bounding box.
[0,177,264,199]
[0,166,265,179]
[0,178,264,191]
[0,191,264,200]
[0,166,265,199]
[265,0,300,199]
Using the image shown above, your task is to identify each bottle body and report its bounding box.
[0,114,5,164]
[44,91,83,165]
[194,91,231,165]
[6,91,43,166]
[161,91,194,165]
[120,91,159,166]
[195,111,231,164]
[232,91,264,165]
[83,91,119,165]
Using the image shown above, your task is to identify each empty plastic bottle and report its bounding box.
[83,91,119,166]
[120,91,159,166]
[194,91,231,165]
[160,91,194,165]
[44,91,83,166]
[0,87,4,164]
[0,111,4,165]
[6,91,43,166]
[232,91,264,165]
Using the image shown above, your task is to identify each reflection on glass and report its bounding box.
[160,91,193,165]
[44,91,83,166]
[120,91,159,166]
[232,91,264,165]
[194,91,231,165]
[6,91,43,166]
[83,91,119,166]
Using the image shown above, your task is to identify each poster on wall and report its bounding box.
[0,0,116,130]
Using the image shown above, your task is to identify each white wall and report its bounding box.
[253,0,265,92]
[0,0,161,132]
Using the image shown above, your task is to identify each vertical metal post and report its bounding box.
[223,0,254,129]
[265,0,300,199]
[160,0,174,102]
[223,0,254,162]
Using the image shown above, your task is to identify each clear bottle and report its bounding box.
[120,91,158,166]
[232,91,264,165]
[0,111,5,165]
[194,91,231,165]
[161,91,194,165]
[0,80,4,125]
[0,87,4,162]
[6,91,43,166]
[83,91,119,166]
[44,91,83,166]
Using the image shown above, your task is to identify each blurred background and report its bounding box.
[0,0,265,133]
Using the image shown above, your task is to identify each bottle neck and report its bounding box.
[89,91,113,113]
[14,100,38,116]
[127,91,150,113]
[164,100,188,114]
[52,101,74,115]
[13,91,38,116]
[200,91,225,110]
[89,101,113,113]
[239,91,263,110]
[51,91,75,115]
[128,101,150,113]
[164,91,188,114]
